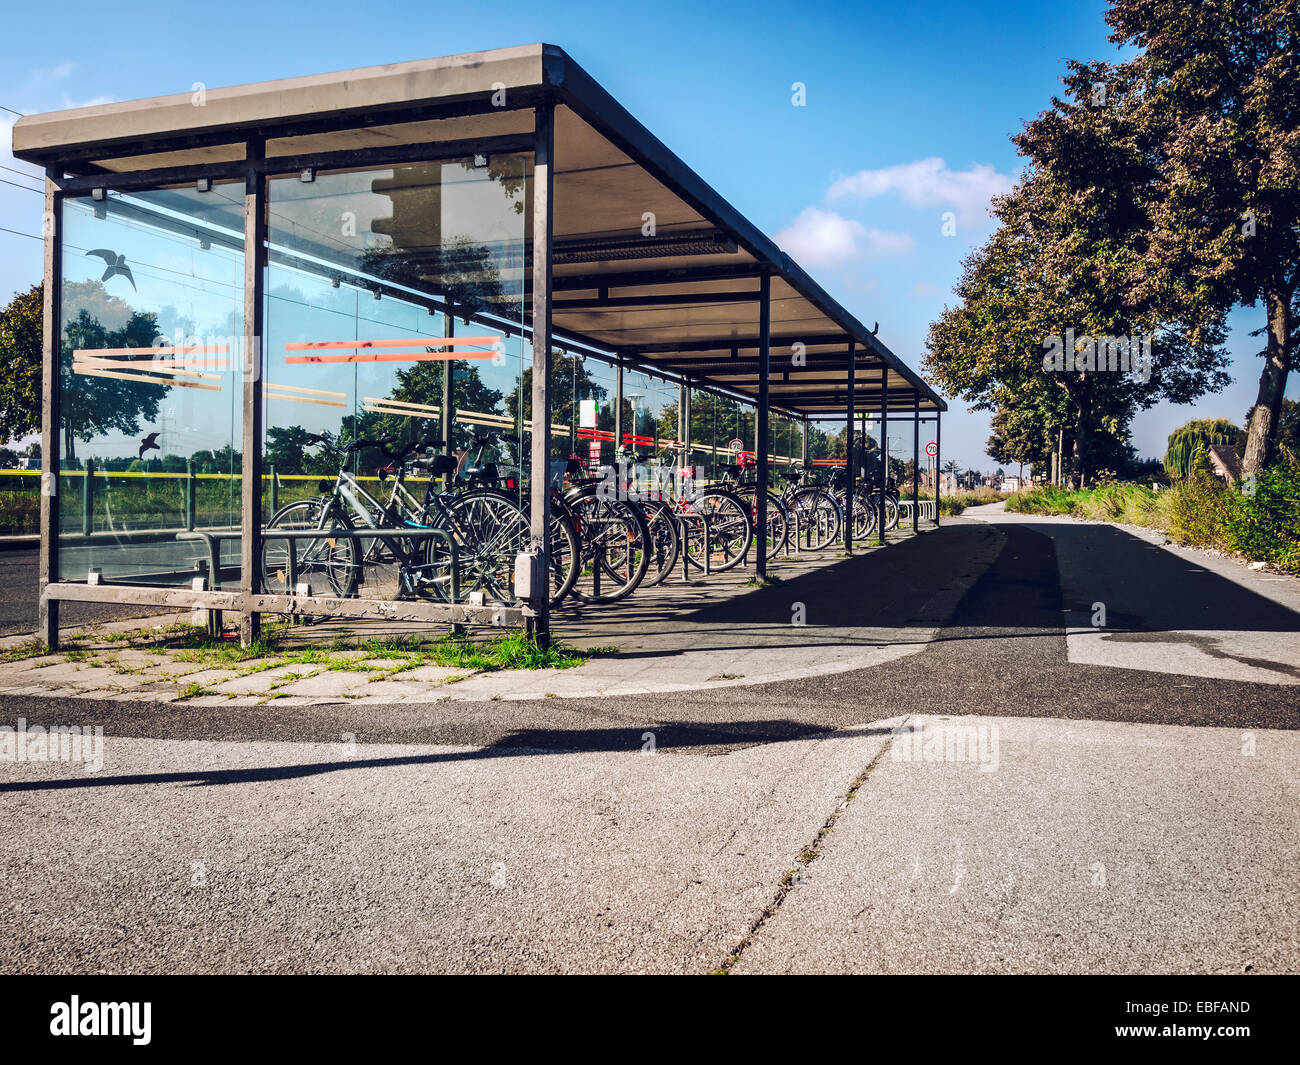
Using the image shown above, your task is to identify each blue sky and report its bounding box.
[1,0,1293,468]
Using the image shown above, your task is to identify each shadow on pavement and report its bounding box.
[0,721,901,793]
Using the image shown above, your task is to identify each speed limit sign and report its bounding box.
[925,441,938,458]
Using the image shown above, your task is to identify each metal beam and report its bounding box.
[877,365,888,546]
[554,289,762,310]
[755,270,770,580]
[54,132,536,194]
[38,93,543,170]
[41,582,524,627]
[527,102,554,646]
[239,139,267,646]
[38,171,61,649]
[844,338,855,556]
[620,332,849,356]
[912,394,920,533]
[549,263,766,292]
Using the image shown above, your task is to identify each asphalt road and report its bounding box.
[1,514,1296,973]
[0,547,167,637]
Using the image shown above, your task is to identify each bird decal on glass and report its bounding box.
[86,249,137,291]
[138,432,160,460]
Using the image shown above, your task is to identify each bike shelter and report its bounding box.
[13,44,946,649]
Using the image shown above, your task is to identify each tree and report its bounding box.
[60,296,169,465]
[265,425,320,476]
[1243,397,1299,458]
[927,109,1229,488]
[1099,0,1300,472]
[504,351,611,447]
[0,283,42,445]
[352,360,505,455]
[1,281,175,463]
[1165,418,1241,479]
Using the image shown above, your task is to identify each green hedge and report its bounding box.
[1004,467,1300,573]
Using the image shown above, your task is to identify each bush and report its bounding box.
[1005,466,1299,574]
[1224,464,1300,572]
[1164,473,1241,549]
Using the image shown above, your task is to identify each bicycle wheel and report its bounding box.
[547,510,581,606]
[261,498,359,597]
[787,487,842,550]
[731,486,788,557]
[836,490,877,541]
[681,488,753,573]
[442,488,530,605]
[639,497,681,587]
[884,494,901,531]
[565,488,651,603]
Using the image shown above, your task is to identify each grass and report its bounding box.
[0,638,51,664]
[940,487,1010,516]
[1004,464,1300,574]
[17,622,603,680]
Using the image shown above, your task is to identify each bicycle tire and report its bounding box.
[564,486,652,604]
[680,487,753,573]
[260,498,359,598]
[786,486,842,550]
[639,497,682,587]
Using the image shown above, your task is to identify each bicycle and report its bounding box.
[446,433,581,608]
[260,433,528,607]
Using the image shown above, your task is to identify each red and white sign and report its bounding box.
[925,441,938,458]
[588,441,602,464]
[728,438,745,452]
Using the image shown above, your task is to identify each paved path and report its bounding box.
[1,510,1296,973]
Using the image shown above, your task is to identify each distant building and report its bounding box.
[1206,444,1243,484]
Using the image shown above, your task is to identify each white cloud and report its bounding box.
[776,206,914,268]
[827,157,1013,224]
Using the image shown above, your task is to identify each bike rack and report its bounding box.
[674,510,711,581]
[177,526,468,634]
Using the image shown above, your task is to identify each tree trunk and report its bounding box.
[1242,289,1292,473]
[1068,395,1092,490]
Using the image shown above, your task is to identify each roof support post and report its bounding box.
[680,379,692,467]
[912,395,920,533]
[934,412,942,526]
[442,311,455,460]
[239,138,266,647]
[877,366,888,546]
[844,339,856,555]
[755,269,771,580]
[38,169,62,650]
[800,418,809,466]
[614,359,624,456]
[527,101,555,647]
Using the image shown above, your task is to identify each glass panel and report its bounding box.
[58,182,246,586]
[574,356,619,475]
[264,156,527,601]
[689,388,753,481]
[622,368,683,491]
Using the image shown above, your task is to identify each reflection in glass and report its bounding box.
[57,184,245,585]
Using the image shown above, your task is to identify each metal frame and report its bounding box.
[25,46,949,649]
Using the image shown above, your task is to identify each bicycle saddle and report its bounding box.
[410,454,458,476]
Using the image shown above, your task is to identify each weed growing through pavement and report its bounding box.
[5,622,615,685]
